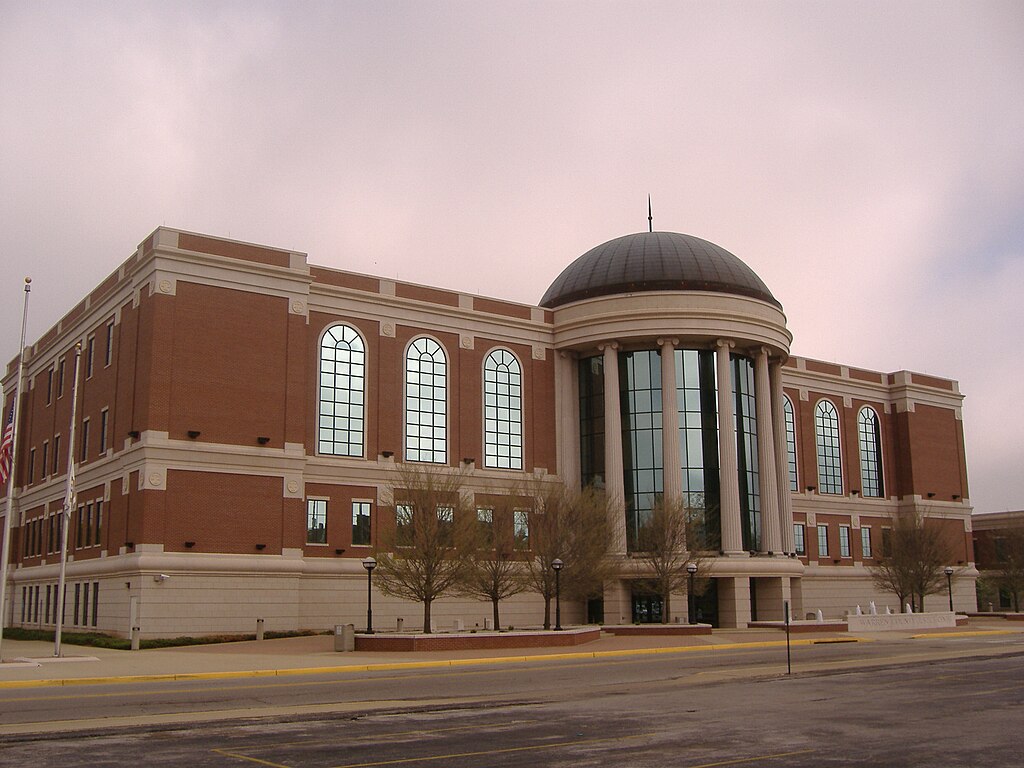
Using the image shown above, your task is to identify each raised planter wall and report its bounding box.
[354,626,601,652]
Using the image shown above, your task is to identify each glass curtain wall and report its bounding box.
[578,355,606,489]
[619,351,664,549]
[675,349,721,547]
[731,356,761,552]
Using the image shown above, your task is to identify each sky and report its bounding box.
[1,1,1021,514]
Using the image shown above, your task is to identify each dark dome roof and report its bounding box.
[540,231,779,309]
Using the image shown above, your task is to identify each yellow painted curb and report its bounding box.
[0,636,872,690]
[909,629,1018,640]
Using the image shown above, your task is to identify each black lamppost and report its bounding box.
[552,558,564,631]
[686,562,698,625]
[944,566,954,612]
[362,557,376,634]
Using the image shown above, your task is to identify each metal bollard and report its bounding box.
[396,617,404,632]
[130,626,141,651]
[256,618,265,641]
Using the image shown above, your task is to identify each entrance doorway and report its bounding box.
[631,592,664,623]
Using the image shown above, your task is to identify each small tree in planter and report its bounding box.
[630,497,716,623]
[520,480,615,630]
[871,512,956,612]
[373,465,479,633]
[457,495,529,630]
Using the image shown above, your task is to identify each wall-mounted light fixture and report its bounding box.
[187,430,201,439]
[335,548,345,555]
[184,541,195,548]
[380,450,394,458]
[255,543,266,550]
[952,494,961,500]
[257,436,270,445]
[462,457,475,466]
[851,489,860,495]
[927,492,936,498]
[128,430,140,439]
[806,485,816,492]
[124,541,135,549]
[154,573,170,583]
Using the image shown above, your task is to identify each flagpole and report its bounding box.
[0,277,32,663]
[55,344,82,657]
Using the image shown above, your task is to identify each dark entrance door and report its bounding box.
[693,578,719,627]
[631,592,664,623]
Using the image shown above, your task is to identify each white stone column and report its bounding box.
[659,338,682,506]
[771,359,796,554]
[555,350,580,489]
[754,347,782,555]
[715,339,743,555]
[601,342,627,554]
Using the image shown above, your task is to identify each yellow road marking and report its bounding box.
[688,749,815,767]
[212,748,290,768]
[909,630,1018,639]
[0,636,871,690]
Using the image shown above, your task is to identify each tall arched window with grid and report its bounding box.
[405,337,447,463]
[783,394,798,492]
[318,324,365,457]
[483,349,523,470]
[814,399,843,494]
[858,406,884,497]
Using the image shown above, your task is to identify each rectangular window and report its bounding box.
[817,524,829,558]
[28,448,35,483]
[881,527,892,556]
[861,527,872,558]
[21,586,27,623]
[306,499,327,544]
[45,585,52,624]
[52,434,61,474]
[82,582,90,626]
[74,583,81,625]
[352,501,371,546]
[57,358,66,398]
[793,524,806,556]
[105,321,115,367]
[476,507,494,545]
[48,515,55,554]
[396,504,414,546]
[94,500,103,547]
[86,335,96,378]
[437,505,454,536]
[513,509,530,550]
[80,418,90,462]
[46,368,54,405]
[839,525,851,558]
[77,507,85,549]
[92,582,99,627]
[85,502,93,547]
[99,409,109,453]
[41,441,49,479]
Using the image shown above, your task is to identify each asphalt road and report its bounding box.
[2,635,1023,766]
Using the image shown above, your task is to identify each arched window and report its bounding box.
[405,337,447,463]
[318,323,365,457]
[783,394,798,492]
[814,399,843,494]
[858,406,884,497]
[483,349,523,470]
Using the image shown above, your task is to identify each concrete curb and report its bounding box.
[0,636,872,690]
[909,629,1018,640]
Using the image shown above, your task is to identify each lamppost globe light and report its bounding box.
[362,557,376,634]
[686,562,698,575]
[551,559,564,631]
[362,556,376,572]
[943,566,954,576]
[552,558,563,571]
[944,566,955,612]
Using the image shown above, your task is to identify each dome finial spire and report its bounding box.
[647,195,653,233]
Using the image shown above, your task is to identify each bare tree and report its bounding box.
[631,497,716,623]
[871,512,956,612]
[373,465,478,633]
[457,495,529,630]
[519,479,615,629]
[992,525,1024,612]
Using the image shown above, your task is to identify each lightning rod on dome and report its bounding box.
[648,195,653,233]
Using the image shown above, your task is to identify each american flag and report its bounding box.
[0,397,13,485]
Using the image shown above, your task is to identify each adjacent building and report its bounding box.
[1,227,977,637]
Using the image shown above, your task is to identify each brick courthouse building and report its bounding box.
[1,227,977,637]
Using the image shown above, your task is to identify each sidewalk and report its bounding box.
[1,620,1020,689]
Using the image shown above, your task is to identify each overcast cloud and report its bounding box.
[1,0,1021,513]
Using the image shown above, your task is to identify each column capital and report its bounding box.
[715,338,735,351]
[656,337,679,348]
[597,341,620,353]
